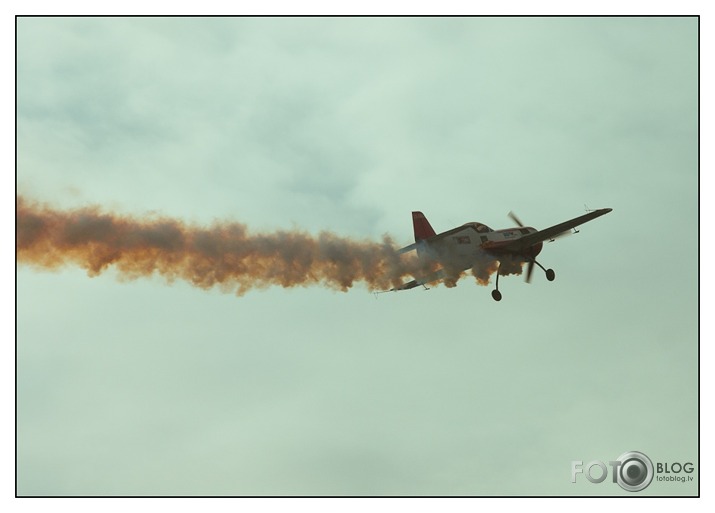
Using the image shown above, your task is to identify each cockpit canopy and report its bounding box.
[463,222,493,233]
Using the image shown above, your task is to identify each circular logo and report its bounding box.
[616,451,654,492]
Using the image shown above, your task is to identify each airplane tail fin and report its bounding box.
[412,211,436,242]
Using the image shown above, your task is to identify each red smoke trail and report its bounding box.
[16,196,438,295]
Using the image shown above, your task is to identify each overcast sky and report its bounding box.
[16,16,698,496]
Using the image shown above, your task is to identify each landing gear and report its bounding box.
[492,258,556,301]
[531,258,556,282]
[492,262,502,301]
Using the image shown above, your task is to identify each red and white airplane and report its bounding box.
[394,208,612,301]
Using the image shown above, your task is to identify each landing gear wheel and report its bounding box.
[491,289,502,302]
[546,269,555,281]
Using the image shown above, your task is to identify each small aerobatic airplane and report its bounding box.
[394,208,612,301]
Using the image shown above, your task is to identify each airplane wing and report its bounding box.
[391,269,445,291]
[501,208,612,252]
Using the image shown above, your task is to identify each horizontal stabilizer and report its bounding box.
[396,242,419,254]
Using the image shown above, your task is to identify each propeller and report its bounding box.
[508,211,525,228]
[508,212,533,283]
[508,210,564,283]
[525,260,535,283]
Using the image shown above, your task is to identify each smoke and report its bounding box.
[17,197,443,295]
[471,259,499,286]
[473,254,525,284]
[17,197,518,294]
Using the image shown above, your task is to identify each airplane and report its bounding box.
[393,208,612,301]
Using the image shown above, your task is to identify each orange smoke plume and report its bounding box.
[17,196,432,295]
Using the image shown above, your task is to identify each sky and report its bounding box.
[15,16,699,497]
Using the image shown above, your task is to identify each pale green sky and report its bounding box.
[16,16,698,496]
